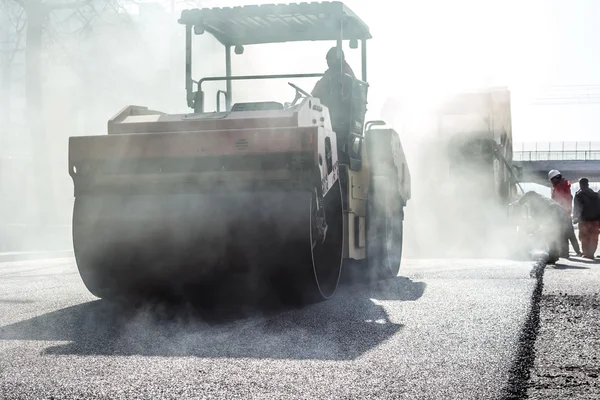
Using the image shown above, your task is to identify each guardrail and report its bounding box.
[514,141,600,152]
[513,150,600,162]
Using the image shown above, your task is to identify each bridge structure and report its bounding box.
[513,142,600,187]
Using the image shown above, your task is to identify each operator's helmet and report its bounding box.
[548,169,561,180]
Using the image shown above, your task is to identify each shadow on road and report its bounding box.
[0,276,425,361]
[551,262,590,270]
[568,257,600,265]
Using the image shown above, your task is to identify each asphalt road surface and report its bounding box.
[527,256,600,399]
[0,256,540,399]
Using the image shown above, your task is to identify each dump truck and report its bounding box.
[68,1,411,304]
[438,87,516,204]
[422,87,521,255]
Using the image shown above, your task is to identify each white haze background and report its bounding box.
[2,0,600,253]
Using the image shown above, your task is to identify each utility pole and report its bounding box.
[0,2,23,156]
[0,10,10,227]
[16,0,92,228]
[23,0,56,226]
[0,12,11,153]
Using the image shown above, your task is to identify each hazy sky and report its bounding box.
[143,0,600,144]
[350,0,600,144]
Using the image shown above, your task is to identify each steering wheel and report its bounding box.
[288,82,311,106]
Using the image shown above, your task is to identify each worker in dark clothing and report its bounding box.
[311,46,356,103]
[513,191,582,263]
[573,178,600,259]
[566,219,582,258]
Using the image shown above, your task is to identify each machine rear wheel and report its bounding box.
[273,179,344,304]
[366,175,404,280]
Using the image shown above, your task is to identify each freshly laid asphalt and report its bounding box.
[0,256,540,399]
[526,256,600,399]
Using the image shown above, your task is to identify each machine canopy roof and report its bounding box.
[178,1,372,46]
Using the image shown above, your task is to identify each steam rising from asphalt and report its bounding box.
[1,0,528,261]
[0,2,548,375]
[0,273,424,360]
[387,103,527,261]
[1,0,534,321]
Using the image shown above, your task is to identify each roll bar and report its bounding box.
[183,22,368,113]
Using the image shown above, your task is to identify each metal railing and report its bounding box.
[513,150,600,162]
[513,141,600,162]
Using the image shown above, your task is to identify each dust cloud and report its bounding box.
[1,0,526,257]
[0,1,547,376]
[0,0,534,334]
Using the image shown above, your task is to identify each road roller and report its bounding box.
[67,1,411,304]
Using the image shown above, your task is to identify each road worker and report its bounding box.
[573,178,600,259]
[548,170,573,215]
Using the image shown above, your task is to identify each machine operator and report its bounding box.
[311,46,356,103]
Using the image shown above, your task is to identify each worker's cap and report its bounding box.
[326,46,345,61]
[548,169,561,180]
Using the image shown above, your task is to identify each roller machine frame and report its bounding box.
[68,1,411,303]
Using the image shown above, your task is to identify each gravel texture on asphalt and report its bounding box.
[0,257,539,399]
[527,257,600,400]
